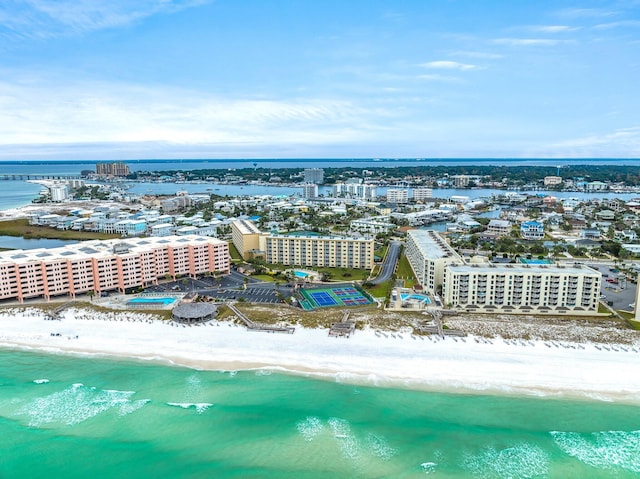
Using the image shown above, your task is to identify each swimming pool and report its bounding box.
[401,293,431,304]
[294,271,309,278]
[127,297,177,305]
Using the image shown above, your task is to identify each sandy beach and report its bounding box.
[2,307,640,404]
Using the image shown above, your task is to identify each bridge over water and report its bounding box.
[0,174,83,181]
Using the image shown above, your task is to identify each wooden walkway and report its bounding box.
[227,304,295,334]
[44,301,76,320]
[329,312,356,337]
[416,310,465,338]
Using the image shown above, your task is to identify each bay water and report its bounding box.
[1,348,639,478]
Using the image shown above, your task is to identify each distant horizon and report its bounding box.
[1,157,640,164]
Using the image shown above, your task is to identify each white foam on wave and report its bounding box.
[296,416,324,441]
[19,384,148,427]
[551,430,640,473]
[167,402,212,414]
[365,432,396,460]
[33,379,49,384]
[328,417,360,459]
[420,462,437,475]
[254,369,272,376]
[462,443,549,478]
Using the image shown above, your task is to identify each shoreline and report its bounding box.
[2,307,640,405]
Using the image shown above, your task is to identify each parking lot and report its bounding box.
[143,270,294,305]
[588,264,637,312]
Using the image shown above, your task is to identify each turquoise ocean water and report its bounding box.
[1,349,639,478]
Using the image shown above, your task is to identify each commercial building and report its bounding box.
[96,161,130,176]
[304,168,324,184]
[405,230,464,293]
[0,235,230,303]
[442,263,601,315]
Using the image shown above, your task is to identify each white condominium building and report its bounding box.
[0,235,230,303]
[265,234,374,269]
[332,183,377,200]
[412,188,433,201]
[405,230,464,293]
[442,263,601,315]
[386,189,409,204]
[301,183,319,199]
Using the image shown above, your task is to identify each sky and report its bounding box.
[0,0,639,160]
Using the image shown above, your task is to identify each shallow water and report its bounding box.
[1,348,639,478]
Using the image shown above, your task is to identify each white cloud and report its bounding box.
[593,20,640,29]
[421,60,478,71]
[0,0,208,38]
[555,7,619,19]
[417,74,462,83]
[493,38,561,46]
[545,126,640,156]
[451,50,503,59]
[0,79,379,152]
[529,25,579,33]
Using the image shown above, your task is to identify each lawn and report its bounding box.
[251,274,276,282]
[395,253,417,288]
[0,218,119,241]
[315,266,371,281]
[364,279,393,300]
[227,241,243,260]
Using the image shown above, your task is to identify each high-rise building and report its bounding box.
[304,168,324,184]
[301,183,318,198]
[332,183,377,200]
[96,161,130,176]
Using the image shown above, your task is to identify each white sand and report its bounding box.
[2,307,640,403]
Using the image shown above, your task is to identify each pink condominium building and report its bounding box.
[0,235,230,303]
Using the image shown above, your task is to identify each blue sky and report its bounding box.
[0,0,639,159]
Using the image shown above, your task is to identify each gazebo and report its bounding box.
[172,303,218,323]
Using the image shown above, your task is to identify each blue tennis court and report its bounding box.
[300,286,373,309]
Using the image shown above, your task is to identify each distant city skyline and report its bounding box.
[1,0,639,160]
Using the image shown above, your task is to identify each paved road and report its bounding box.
[369,241,402,285]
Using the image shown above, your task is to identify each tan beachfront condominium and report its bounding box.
[0,235,229,303]
[231,220,374,269]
